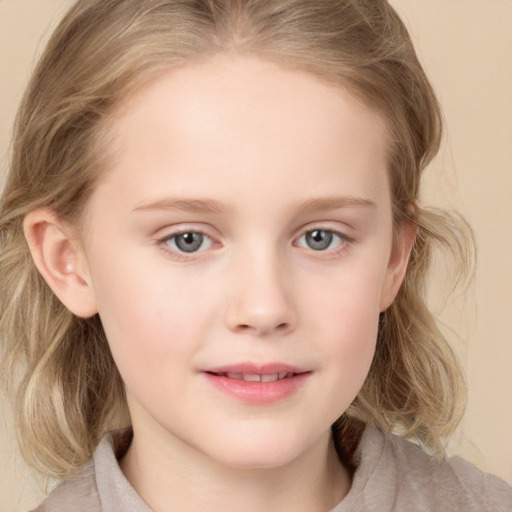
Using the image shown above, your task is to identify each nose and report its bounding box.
[224,249,297,337]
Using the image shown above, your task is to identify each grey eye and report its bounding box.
[296,229,344,251]
[169,232,210,253]
[305,230,333,250]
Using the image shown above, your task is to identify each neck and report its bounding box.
[120,424,350,512]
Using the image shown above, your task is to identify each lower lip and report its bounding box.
[203,372,310,404]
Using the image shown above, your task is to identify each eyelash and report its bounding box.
[157,229,215,261]
[294,228,352,255]
[157,226,353,261]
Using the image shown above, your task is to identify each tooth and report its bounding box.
[261,374,278,382]
[226,373,243,380]
[243,374,261,382]
[278,372,287,380]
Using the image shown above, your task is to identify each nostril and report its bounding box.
[234,322,290,335]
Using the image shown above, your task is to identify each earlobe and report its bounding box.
[379,217,418,312]
[23,208,98,318]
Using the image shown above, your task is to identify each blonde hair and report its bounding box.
[0,0,473,480]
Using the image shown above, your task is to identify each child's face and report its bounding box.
[77,56,408,469]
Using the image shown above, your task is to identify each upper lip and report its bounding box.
[204,362,308,375]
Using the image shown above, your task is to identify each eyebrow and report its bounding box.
[294,196,376,212]
[132,195,375,215]
[133,198,227,214]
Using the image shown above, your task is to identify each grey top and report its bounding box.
[33,425,512,512]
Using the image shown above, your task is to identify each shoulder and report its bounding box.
[345,425,512,512]
[29,428,149,512]
[29,460,100,512]
[29,462,99,512]
[29,429,131,511]
[385,429,511,511]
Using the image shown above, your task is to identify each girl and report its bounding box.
[0,0,510,511]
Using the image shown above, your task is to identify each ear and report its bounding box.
[23,208,98,318]
[379,215,418,312]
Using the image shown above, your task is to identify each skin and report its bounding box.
[24,55,415,511]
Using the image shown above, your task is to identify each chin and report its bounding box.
[215,449,301,471]
[202,428,317,471]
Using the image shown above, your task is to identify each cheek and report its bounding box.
[87,256,215,379]
[302,259,386,395]
[322,291,379,382]
[304,254,386,335]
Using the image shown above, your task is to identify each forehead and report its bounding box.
[94,55,390,211]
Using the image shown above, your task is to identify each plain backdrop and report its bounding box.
[1,0,511,510]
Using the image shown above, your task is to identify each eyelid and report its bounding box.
[168,231,213,251]
[293,224,354,253]
[155,221,220,242]
[153,222,354,260]
[295,229,345,246]
[156,225,221,260]
[294,221,354,240]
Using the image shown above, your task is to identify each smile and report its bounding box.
[209,372,297,382]
[203,363,310,404]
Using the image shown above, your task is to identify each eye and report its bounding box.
[164,231,214,253]
[296,229,345,251]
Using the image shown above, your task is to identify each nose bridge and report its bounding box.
[224,241,296,336]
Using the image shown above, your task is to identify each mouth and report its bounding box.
[206,371,299,382]
[202,363,310,404]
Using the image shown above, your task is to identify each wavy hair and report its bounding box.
[0,0,473,479]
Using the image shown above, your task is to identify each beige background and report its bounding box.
[1,0,511,509]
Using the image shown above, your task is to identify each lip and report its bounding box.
[202,362,311,404]
[206,362,307,375]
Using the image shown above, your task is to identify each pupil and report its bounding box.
[176,232,203,252]
[306,230,332,251]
